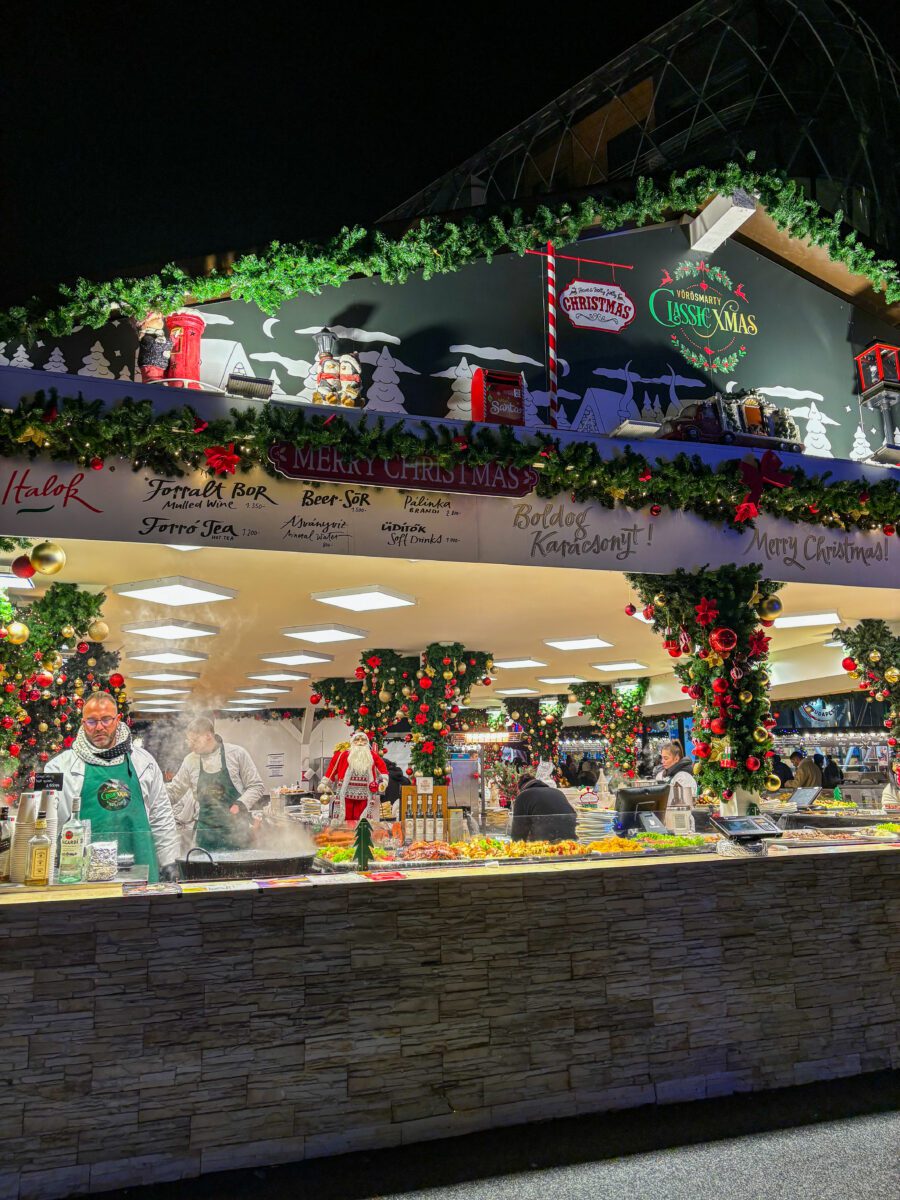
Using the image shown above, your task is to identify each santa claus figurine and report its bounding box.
[321,730,387,824]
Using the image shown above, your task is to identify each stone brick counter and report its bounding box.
[1,847,899,1200]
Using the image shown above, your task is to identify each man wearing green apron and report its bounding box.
[168,717,263,853]
[47,694,180,882]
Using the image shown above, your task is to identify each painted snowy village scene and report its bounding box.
[1,225,898,466]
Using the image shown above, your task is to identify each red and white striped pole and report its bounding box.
[546,241,558,429]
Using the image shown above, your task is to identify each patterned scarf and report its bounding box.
[73,723,134,767]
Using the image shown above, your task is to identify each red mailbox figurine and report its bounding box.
[471,368,525,425]
[164,310,207,390]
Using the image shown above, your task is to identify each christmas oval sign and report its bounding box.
[559,279,636,334]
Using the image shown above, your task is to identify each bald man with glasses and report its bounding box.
[46,692,180,882]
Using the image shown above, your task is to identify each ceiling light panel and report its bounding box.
[497,688,540,696]
[122,620,219,640]
[166,545,202,552]
[134,688,191,696]
[544,637,612,651]
[113,576,236,606]
[493,659,547,670]
[772,611,841,629]
[247,672,310,683]
[593,661,647,672]
[236,687,291,695]
[0,572,35,590]
[130,671,201,682]
[538,676,586,685]
[127,650,208,664]
[260,651,334,666]
[311,586,415,612]
[282,624,367,643]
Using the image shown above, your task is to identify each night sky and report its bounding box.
[3,1,894,306]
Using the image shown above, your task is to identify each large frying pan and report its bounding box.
[179,847,316,880]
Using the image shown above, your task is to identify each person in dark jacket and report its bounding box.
[380,758,408,811]
[511,775,577,843]
[821,755,843,789]
[575,760,598,788]
[770,756,794,786]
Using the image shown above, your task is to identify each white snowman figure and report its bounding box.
[339,352,361,407]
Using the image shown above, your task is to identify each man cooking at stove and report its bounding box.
[47,692,180,882]
[320,729,388,824]
[167,717,265,852]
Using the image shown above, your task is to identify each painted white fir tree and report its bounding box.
[269,369,287,397]
[522,380,541,428]
[849,423,874,461]
[9,344,33,370]
[0,343,8,366]
[788,399,839,457]
[77,341,114,379]
[298,359,319,403]
[118,364,132,381]
[443,357,473,419]
[651,397,665,422]
[43,347,69,373]
[365,347,408,414]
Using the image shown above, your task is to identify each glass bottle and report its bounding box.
[58,798,85,884]
[25,812,52,887]
[0,806,12,881]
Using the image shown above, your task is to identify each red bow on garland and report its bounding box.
[735,451,795,523]
[204,443,241,475]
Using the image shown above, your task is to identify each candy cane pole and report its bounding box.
[546,241,558,429]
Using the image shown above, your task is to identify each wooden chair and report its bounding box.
[400,785,449,842]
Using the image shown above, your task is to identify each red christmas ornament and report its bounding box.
[89,457,104,471]
[0,716,12,729]
[710,717,727,735]
[39,752,49,763]
[859,491,870,503]
[667,648,681,658]
[358,705,370,716]
[77,642,89,654]
[8,744,20,758]
[649,504,662,517]
[624,604,636,616]
[421,741,435,755]
[35,672,53,689]
[11,555,36,579]
[722,788,734,800]
[63,736,74,747]
[711,677,729,695]
[884,524,895,536]
[419,703,430,712]
[483,677,492,686]
[354,667,366,680]
[419,677,433,690]
[368,782,379,793]
[841,657,856,672]
[642,605,655,621]
[688,685,702,700]
[709,627,738,655]
[109,673,125,689]
[888,737,897,747]
[807,503,819,514]
[693,742,711,759]
[638,468,652,482]
[745,756,761,771]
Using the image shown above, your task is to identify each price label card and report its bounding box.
[415,776,434,794]
[34,772,64,792]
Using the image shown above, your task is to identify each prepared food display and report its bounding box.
[811,798,857,810]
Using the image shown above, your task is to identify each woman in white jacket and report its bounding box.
[167,718,265,853]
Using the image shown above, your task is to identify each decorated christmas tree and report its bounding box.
[571,680,648,779]
[503,696,566,774]
[77,341,114,378]
[43,347,69,373]
[352,816,375,870]
[0,583,129,800]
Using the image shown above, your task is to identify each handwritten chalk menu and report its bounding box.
[0,458,894,589]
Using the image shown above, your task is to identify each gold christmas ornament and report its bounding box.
[752,727,770,744]
[38,722,48,733]
[402,686,411,697]
[865,693,874,702]
[87,620,109,642]
[60,624,75,640]
[378,689,392,704]
[30,541,67,575]
[432,721,443,731]
[756,671,770,687]
[6,621,30,645]
[756,595,783,620]
[87,658,97,668]
[884,667,900,685]
[765,774,783,792]
[461,723,469,731]
[849,670,860,680]
[693,761,703,776]
[868,649,882,664]
[511,711,520,720]
[653,593,667,607]
[41,690,50,700]
[442,671,453,680]
[739,690,754,705]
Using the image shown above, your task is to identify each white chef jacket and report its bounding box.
[167,741,265,852]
